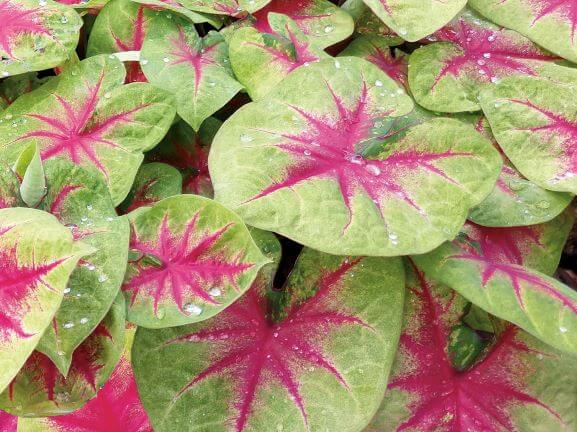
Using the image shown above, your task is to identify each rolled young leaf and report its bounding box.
[470,0,577,63]
[479,74,577,195]
[362,0,467,42]
[122,194,269,328]
[0,0,82,77]
[0,293,125,416]
[366,262,577,431]
[133,243,405,432]
[140,14,242,131]
[0,207,89,393]
[210,57,502,256]
[34,160,129,375]
[412,211,577,356]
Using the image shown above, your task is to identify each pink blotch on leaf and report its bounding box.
[524,0,577,43]
[111,6,149,83]
[365,43,408,87]
[389,264,561,431]
[429,16,557,89]
[166,258,371,432]
[123,214,253,315]
[0,0,51,58]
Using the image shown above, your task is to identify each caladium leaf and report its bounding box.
[479,75,577,195]
[342,0,403,42]
[0,73,46,110]
[34,159,129,375]
[0,293,125,416]
[147,119,219,197]
[366,263,577,431]
[470,0,577,63]
[210,57,502,256]
[412,212,577,356]
[408,10,563,113]
[250,0,355,49]
[87,0,155,83]
[0,55,177,205]
[140,15,242,131]
[171,0,270,16]
[0,207,88,393]
[18,325,153,431]
[229,13,329,101]
[123,194,269,328]
[362,0,467,42]
[120,162,183,213]
[19,144,46,208]
[339,34,408,88]
[133,247,405,432]
[467,117,573,227]
[0,0,82,77]
[130,0,222,26]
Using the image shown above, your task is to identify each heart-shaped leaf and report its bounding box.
[467,116,572,227]
[133,243,405,432]
[140,15,242,131]
[366,262,577,431]
[130,0,222,26]
[147,119,219,197]
[210,57,502,256]
[412,212,577,355]
[18,325,153,431]
[250,0,354,49]
[0,0,82,77]
[408,10,562,113]
[120,162,182,213]
[34,159,129,375]
[0,207,88,392]
[0,55,176,205]
[339,34,408,88]
[87,0,155,83]
[123,194,269,328]
[470,0,577,63]
[0,293,125,416]
[362,0,467,42]
[479,74,577,195]
[229,13,329,101]
[342,0,404,42]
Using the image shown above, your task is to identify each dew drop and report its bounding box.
[184,303,202,316]
[478,69,486,75]
[483,52,491,58]
[375,80,383,87]
[324,25,334,33]
[60,16,68,24]
[490,76,499,84]
[303,149,311,156]
[63,322,74,329]
[477,59,486,66]
[38,0,46,5]
[398,28,408,35]
[57,350,65,356]
[365,163,381,176]
[334,60,341,69]
[141,59,149,65]
[63,287,71,294]
[535,200,550,210]
[86,264,96,271]
[106,216,114,222]
[388,232,398,240]
[273,332,279,338]
[487,35,496,42]
[208,81,216,87]
[86,204,93,211]
[209,287,222,297]
[240,134,253,143]
[80,317,88,324]
[104,92,111,99]
[98,274,108,282]
[347,154,363,165]
[163,57,170,63]
[560,326,568,333]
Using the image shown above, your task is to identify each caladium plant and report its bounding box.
[1,0,577,430]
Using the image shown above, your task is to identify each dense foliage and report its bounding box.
[0,0,577,430]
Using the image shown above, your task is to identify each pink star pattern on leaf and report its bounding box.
[166,258,371,432]
[0,0,50,57]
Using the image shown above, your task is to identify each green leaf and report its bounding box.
[412,211,577,356]
[0,207,88,393]
[133,248,405,432]
[362,0,467,41]
[210,57,501,256]
[0,293,125,416]
[366,263,577,431]
[0,0,82,77]
[34,160,129,375]
[122,194,269,328]
[479,74,577,195]
[229,14,329,101]
[0,55,177,205]
[140,15,242,130]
